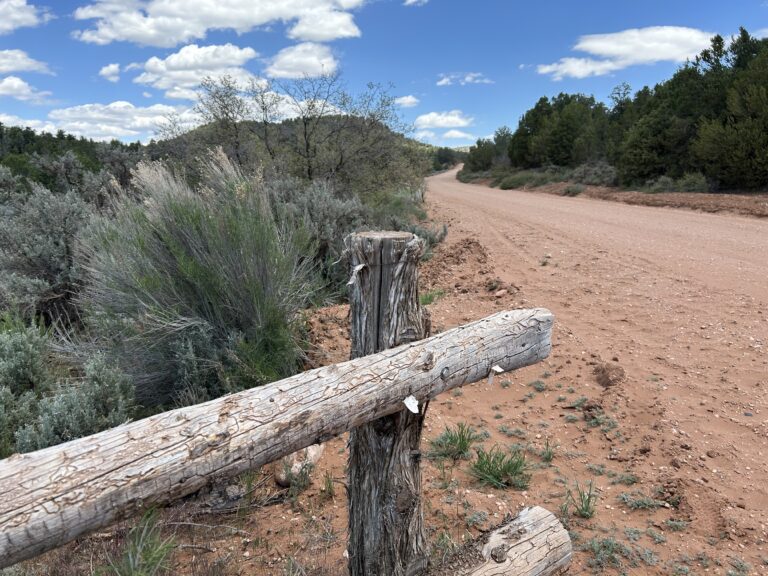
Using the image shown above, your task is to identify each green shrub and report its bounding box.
[0,385,36,458]
[572,161,617,186]
[563,184,586,196]
[0,316,49,395]
[0,185,89,321]
[76,151,318,407]
[646,175,677,193]
[15,354,134,452]
[268,177,368,286]
[676,172,709,192]
[498,168,570,190]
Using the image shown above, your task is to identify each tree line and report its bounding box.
[465,27,768,191]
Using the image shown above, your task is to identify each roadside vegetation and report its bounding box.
[0,72,451,458]
[459,27,768,193]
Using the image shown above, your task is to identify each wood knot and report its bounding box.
[416,350,434,371]
[490,544,508,563]
[440,366,450,381]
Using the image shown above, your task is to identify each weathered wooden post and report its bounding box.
[345,231,430,576]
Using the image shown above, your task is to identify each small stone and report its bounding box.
[494,289,508,298]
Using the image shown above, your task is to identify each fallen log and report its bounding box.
[0,308,553,568]
[466,506,571,576]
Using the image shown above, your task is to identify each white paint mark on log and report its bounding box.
[403,395,419,414]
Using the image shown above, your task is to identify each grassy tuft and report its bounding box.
[470,446,530,490]
[429,423,485,461]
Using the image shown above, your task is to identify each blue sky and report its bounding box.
[0,0,766,144]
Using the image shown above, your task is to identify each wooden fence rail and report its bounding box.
[0,308,553,568]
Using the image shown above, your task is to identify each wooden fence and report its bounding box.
[0,232,569,575]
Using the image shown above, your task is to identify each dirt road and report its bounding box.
[424,168,768,573]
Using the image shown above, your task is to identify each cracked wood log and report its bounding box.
[345,231,430,576]
[0,308,552,568]
[464,506,571,576]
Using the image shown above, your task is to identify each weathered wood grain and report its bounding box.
[0,308,553,568]
[346,232,430,576]
[466,506,571,576]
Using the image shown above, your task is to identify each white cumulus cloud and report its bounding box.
[0,112,56,133]
[73,0,365,47]
[403,0,428,5]
[414,109,473,129]
[394,94,419,108]
[99,63,120,82]
[265,43,337,78]
[287,9,360,42]
[443,129,474,139]
[0,49,50,74]
[538,26,713,80]
[48,100,198,141]
[0,75,50,102]
[414,130,435,140]
[134,43,260,99]
[0,0,51,35]
[436,72,493,86]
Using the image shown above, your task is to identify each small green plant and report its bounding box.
[611,473,638,486]
[564,414,579,424]
[569,480,598,519]
[498,425,526,439]
[540,438,555,463]
[646,527,666,544]
[470,446,530,489]
[106,510,174,576]
[581,537,634,571]
[586,463,607,476]
[433,460,458,490]
[638,547,659,566]
[727,556,751,576]
[624,527,642,542]
[429,423,485,461]
[465,510,488,528]
[285,462,314,504]
[529,380,547,392]
[419,289,445,306]
[320,470,335,500]
[664,519,688,532]
[568,396,588,409]
[584,410,618,432]
[617,491,664,510]
[433,530,457,561]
